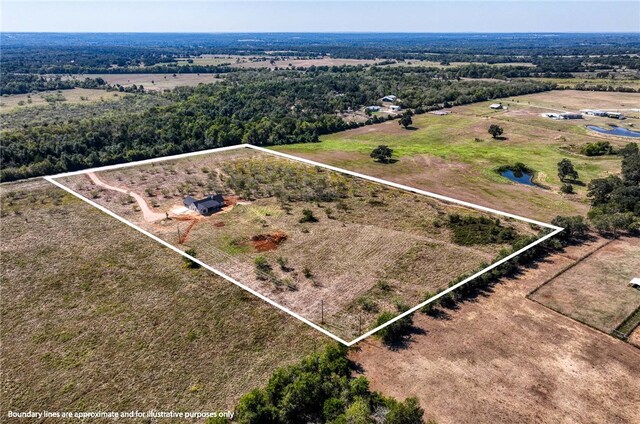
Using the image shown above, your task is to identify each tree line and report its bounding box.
[0,69,554,181]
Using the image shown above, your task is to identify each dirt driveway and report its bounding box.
[351,238,640,424]
[88,172,167,222]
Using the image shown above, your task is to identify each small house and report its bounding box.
[183,194,225,215]
[389,105,401,112]
[366,105,381,112]
[381,95,397,102]
[489,103,503,110]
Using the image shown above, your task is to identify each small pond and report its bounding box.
[587,125,640,138]
[501,169,535,186]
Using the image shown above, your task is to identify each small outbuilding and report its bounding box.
[630,278,640,290]
[389,105,401,112]
[489,103,503,110]
[366,105,381,112]
[560,113,583,120]
[184,194,225,215]
[381,95,397,102]
[606,112,625,120]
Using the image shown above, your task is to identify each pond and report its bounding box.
[587,125,640,138]
[501,169,535,186]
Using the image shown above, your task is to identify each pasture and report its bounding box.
[58,147,539,341]
[351,237,640,424]
[0,88,121,112]
[529,237,640,334]
[274,90,638,222]
[63,73,223,91]
[0,180,322,413]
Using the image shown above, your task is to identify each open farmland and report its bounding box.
[0,180,323,413]
[63,73,223,91]
[57,147,542,342]
[529,237,640,334]
[274,90,639,222]
[351,237,640,424]
[0,88,122,111]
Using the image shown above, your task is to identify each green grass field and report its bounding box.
[274,91,636,221]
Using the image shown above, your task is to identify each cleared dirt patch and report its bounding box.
[251,232,288,252]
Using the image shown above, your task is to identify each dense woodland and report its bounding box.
[0,69,554,181]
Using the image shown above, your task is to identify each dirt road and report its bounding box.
[87,172,167,223]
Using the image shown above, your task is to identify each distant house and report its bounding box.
[366,105,381,112]
[389,105,401,112]
[381,95,397,102]
[184,194,225,215]
[489,103,503,110]
[560,113,583,120]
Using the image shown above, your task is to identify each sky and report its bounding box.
[1,1,639,33]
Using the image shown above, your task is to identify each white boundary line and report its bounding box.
[44,144,563,346]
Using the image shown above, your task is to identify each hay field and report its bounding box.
[0,179,323,413]
[58,148,537,341]
[274,90,638,222]
[529,237,640,334]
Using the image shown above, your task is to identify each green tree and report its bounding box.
[300,209,318,223]
[399,113,413,129]
[370,145,394,163]
[488,124,503,139]
[386,397,425,424]
[557,158,579,182]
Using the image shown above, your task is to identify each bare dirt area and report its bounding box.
[530,237,640,333]
[64,74,223,91]
[510,90,640,113]
[351,238,640,424]
[57,147,539,341]
[0,180,323,414]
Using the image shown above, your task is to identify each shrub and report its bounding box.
[447,214,517,245]
[183,248,201,269]
[374,310,414,345]
[560,183,574,194]
[300,209,318,223]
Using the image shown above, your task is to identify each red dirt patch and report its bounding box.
[251,232,288,251]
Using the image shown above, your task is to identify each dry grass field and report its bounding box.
[351,237,640,424]
[0,88,122,112]
[57,148,539,341]
[63,74,223,91]
[0,180,323,413]
[529,237,640,334]
[274,90,638,222]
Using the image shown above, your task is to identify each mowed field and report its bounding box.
[0,180,323,413]
[0,88,122,112]
[351,237,640,424]
[57,148,537,341]
[64,74,223,91]
[530,237,640,334]
[274,90,639,222]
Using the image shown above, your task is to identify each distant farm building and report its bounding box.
[582,109,608,117]
[560,113,583,120]
[366,106,381,112]
[389,105,402,112]
[631,278,640,290]
[606,112,625,120]
[429,110,451,116]
[381,95,397,102]
[489,103,503,110]
[184,194,225,215]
